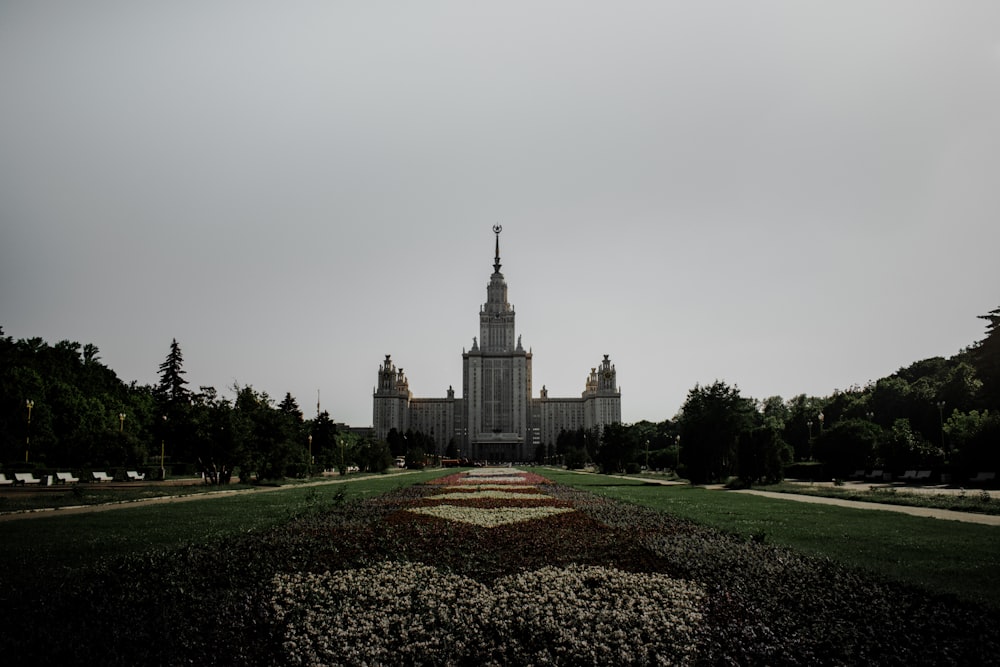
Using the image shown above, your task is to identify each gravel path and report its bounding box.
[0,473,416,522]
[559,470,1000,526]
[731,488,1000,526]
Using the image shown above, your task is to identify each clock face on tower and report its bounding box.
[603,371,613,379]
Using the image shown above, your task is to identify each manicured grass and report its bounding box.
[0,479,258,513]
[0,469,453,580]
[536,468,1000,609]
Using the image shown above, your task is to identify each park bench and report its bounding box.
[14,473,41,486]
[55,472,80,484]
[900,470,918,482]
[92,471,114,482]
[866,470,884,481]
[969,472,996,485]
[0,473,13,486]
[126,470,145,481]
[916,470,932,482]
[849,469,865,480]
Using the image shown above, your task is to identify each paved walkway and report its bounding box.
[557,470,1000,526]
[731,488,1000,526]
[0,472,416,523]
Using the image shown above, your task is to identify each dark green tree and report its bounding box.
[737,420,792,485]
[812,418,881,479]
[945,409,1000,477]
[595,422,637,474]
[783,394,825,461]
[310,410,339,470]
[386,428,405,457]
[972,306,1000,409]
[357,437,393,472]
[877,418,943,472]
[678,381,755,484]
[156,339,190,406]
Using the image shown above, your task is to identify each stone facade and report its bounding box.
[373,228,621,462]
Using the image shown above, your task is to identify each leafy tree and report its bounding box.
[945,409,1000,477]
[878,418,943,472]
[783,394,826,461]
[678,381,755,484]
[938,360,983,414]
[595,422,637,474]
[231,385,301,481]
[357,437,393,472]
[737,423,792,485]
[386,428,405,457]
[812,418,881,478]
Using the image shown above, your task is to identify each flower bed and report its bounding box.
[271,562,705,665]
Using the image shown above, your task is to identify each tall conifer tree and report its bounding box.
[973,307,1000,409]
[157,338,190,405]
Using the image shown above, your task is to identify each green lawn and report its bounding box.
[0,469,453,579]
[536,468,1000,608]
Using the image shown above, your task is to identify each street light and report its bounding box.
[118,413,126,433]
[645,439,650,472]
[807,420,813,439]
[160,415,167,480]
[936,401,946,451]
[340,439,345,474]
[818,412,825,434]
[308,434,313,476]
[25,400,34,463]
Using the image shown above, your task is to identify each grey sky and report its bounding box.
[2,1,998,427]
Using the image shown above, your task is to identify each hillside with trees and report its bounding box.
[546,306,1000,485]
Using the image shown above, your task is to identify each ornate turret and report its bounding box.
[480,225,517,352]
[375,354,409,396]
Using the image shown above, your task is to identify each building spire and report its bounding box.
[493,224,502,273]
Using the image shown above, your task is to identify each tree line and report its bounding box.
[540,306,1000,485]
[3,305,998,484]
[0,331,393,481]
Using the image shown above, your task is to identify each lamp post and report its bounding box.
[24,400,34,463]
[807,420,813,439]
[936,401,946,451]
[118,412,126,433]
[340,439,345,474]
[308,434,313,476]
[818,412,825,434]
[160,415,167,480]
[645,439,650,472]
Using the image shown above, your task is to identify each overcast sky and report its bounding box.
[2,1,998,426]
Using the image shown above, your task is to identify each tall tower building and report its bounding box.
[373,226,621,461]
[463,225,533,460]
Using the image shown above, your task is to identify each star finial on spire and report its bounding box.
[493,224,502,272]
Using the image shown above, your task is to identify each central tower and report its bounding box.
[462,225,533,460]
